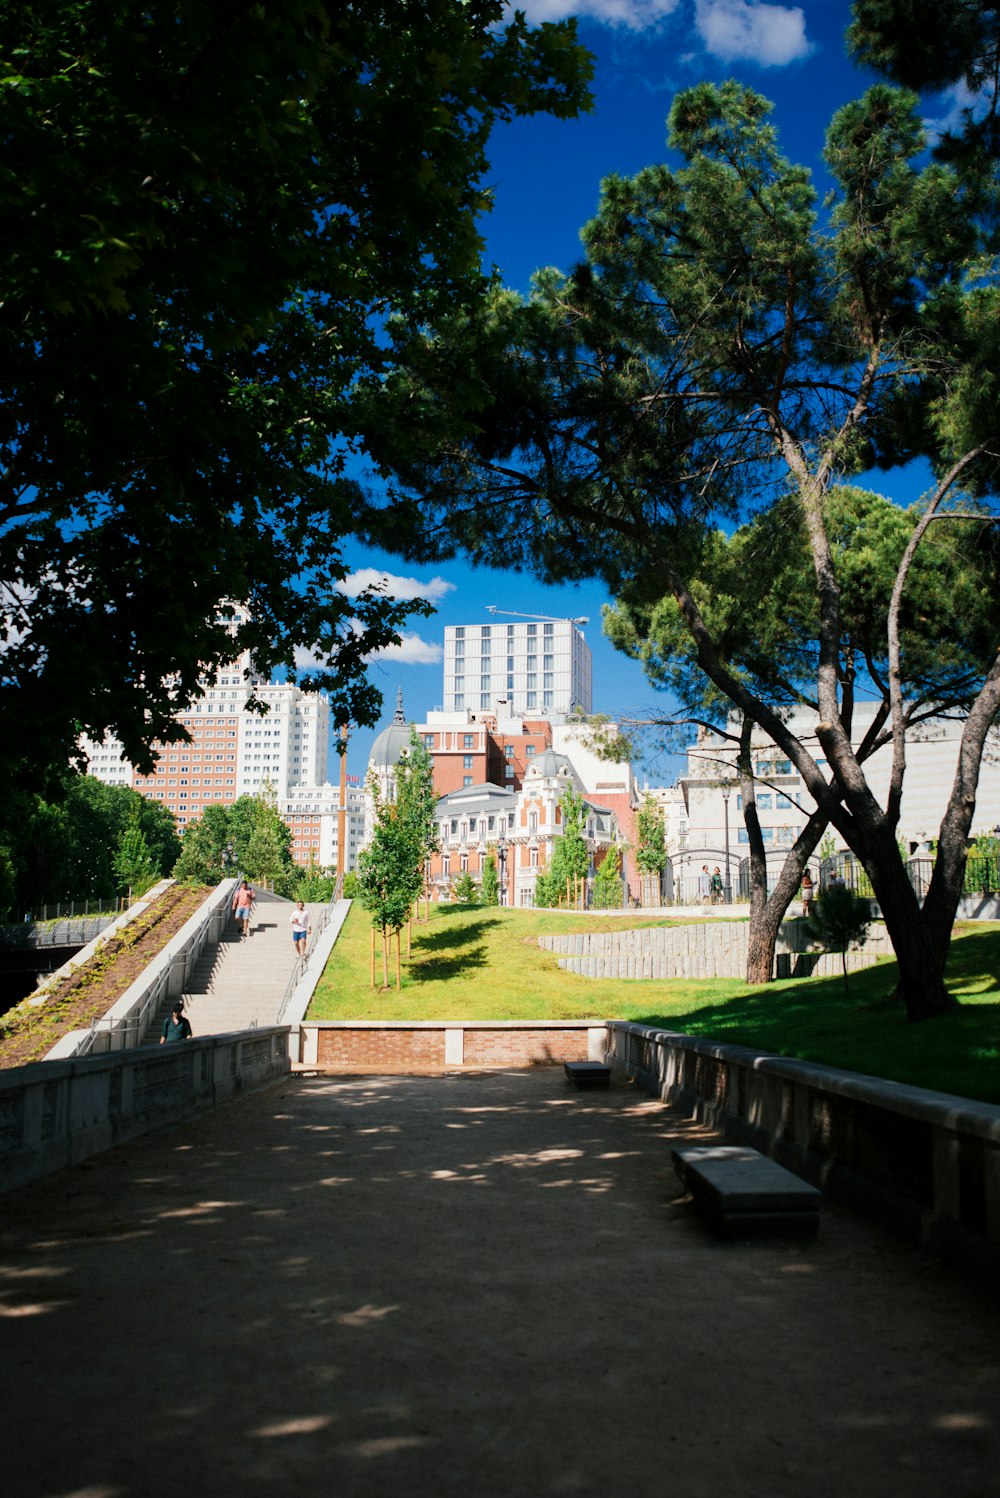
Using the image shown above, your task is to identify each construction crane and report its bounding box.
[485,606,589,627]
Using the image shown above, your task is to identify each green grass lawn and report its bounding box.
[308,903,1000,1105]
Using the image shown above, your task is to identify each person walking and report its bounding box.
[801,868,815,916]
[290,900,311,959]
[232,878,255,938]
[160,1003,192,1044]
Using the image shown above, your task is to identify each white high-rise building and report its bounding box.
[442,616,592,719]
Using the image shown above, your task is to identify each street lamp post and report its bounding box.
[497,821,508,906]
[722,787,732,904]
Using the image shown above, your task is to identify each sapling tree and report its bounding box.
[805,885,874,1001]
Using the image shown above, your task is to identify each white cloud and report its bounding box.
[694,0,812,67]
[510,0,681,32]
[293,631,443,673]
[365,633,444,665]
[924,80,981,144]
[335,569,455,603]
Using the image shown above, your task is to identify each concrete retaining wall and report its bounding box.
[608,1021,1000,1290]
[0,1028,290,1192]
[539,920,888,980]
[299,1021,607,1073]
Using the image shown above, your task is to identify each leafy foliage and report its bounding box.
[451,870,480,904]
[0,775,180,910]
[172,793,295,891]
[0,0,592,792]
[480,851,500,907]
[591,841,624,908]
[805,884,874,998]
[534,786,589,906]
[634,796,667,877]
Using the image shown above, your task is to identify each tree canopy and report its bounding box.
[0,0,592,791]
[363,78,1000,1019]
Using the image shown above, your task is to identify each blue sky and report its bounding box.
[337,0,960,785]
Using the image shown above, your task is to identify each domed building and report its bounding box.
[363,687,411,844]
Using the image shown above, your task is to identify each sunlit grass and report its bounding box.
[308,905,1000,1105]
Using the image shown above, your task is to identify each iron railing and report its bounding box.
[275,883,344,1025]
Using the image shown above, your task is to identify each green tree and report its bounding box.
[369,80,1000,1020]
[451,870,480,904]
[535,786,589,907]
[480,851,500,907]
[172,804,234,885]
[848,0,1000,163]
[603,484,994,980]
[804,885,874,1001]
[394,730,439,916]
[591,841,624,909]
[0,775,180,908]
[357,776,425,987]
[0,0,591,794]
[113,814,160,902]
[634,795,667,905]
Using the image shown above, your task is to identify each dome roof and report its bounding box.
[526,749,575,781]
[369,688,411,770]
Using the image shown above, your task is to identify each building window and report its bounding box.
[543,622,553,635]
[530,847,539,867]
[757,793,773,810]
[463,754,473,768]
[424,734,434,748]
[527,692,537,708]
[505,766,514,779]
[463,734,474,748]
[525,745,536,757]
[455,627,465,639]
[455,695,464,708]
[529,811,538,832]
[504,745,514,758]
[463,776,473,787]
[480,694,490,709]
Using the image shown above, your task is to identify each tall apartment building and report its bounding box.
[442,616,592,719]
[79,653,366,870]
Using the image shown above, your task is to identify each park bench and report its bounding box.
[672,1144,821,1238]
[564,1060,611,1090]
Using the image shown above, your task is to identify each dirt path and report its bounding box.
[2,1068,999,1497]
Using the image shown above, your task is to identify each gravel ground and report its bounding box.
[2,1067,999,1498]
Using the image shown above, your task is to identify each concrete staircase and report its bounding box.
[148,892,323,1040]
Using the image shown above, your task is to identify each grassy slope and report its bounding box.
[308,904,1000,1104]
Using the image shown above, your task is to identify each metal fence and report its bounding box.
[11,898,128,924]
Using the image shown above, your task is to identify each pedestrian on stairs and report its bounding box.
[232,879,255,938]
[160,1003,192,1044]
[290,901,311,958]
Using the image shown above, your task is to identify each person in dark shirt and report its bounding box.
[160,1003,193,1044]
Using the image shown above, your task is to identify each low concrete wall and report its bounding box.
[539,919,888,981]
[299,1021,607,1073]
[0,1028,290,1192]
[608,1021,1000,1290]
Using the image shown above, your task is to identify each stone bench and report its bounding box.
[672,1145,821,1238]
[564,1061,611,1090]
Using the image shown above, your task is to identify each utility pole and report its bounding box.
[337,724,348,879]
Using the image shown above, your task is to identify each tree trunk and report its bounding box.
[858,827,957,1020]
[920,655,1000,973]
[748,814,828,983]
[370,927,375,989]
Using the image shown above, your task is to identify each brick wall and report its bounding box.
[306,1022,602,1073]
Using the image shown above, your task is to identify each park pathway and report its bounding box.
[147,891,325,1039]
[3,1068,1000,1498]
